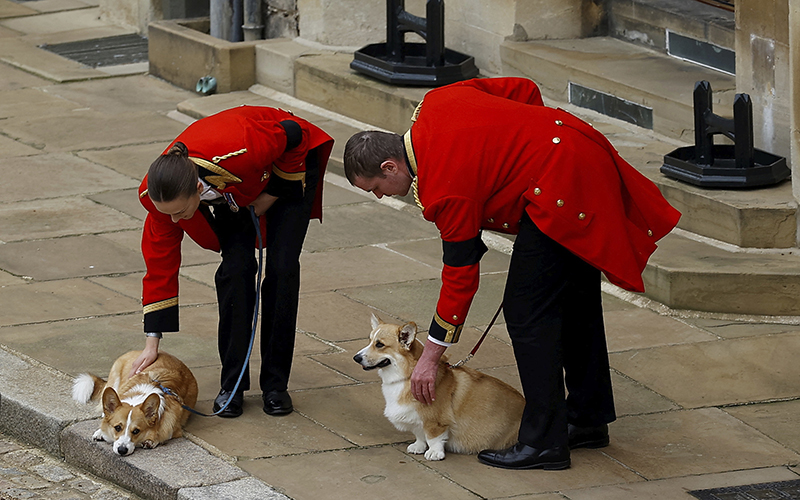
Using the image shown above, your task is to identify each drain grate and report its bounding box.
[689,479,800,499]
[40,34,148,67]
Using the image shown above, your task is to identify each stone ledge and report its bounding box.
[62,419,251,500]
[0,346,97,456]
[148,18,260,94]
[645,231,800,315]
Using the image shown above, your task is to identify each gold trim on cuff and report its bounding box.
[272,165,306,189]
[143,297,178,315]
[434,313,463,343]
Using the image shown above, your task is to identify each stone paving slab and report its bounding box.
[0,132,39,157]
[303,201,440,252]
[563,467,800,500]
[0,279,141,326]
[611,371,680,417]
[0,196,141,242]
[42,75,196,115]
[185,404,355,459]
[0,235,145,281]
[610,331,800,408]
[0,88,76,119]
[341,273,509,331]
[298,244,441,294]
[0,153,136,203]
[0,0,36,19]
[239,446,482,500]
[178,477,288,500]
[0,109,186,153]
[605,408,800,480]
[604,307,716,352]
[423,447,643,498]
[291,384,411,447]
[79,143,173,180]
[724,400,800,454]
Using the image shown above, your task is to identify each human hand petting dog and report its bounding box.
[129,336,160,377]
[411,342,447,404]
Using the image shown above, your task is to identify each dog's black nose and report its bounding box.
[117,445,128,455]
[353,354,362,363]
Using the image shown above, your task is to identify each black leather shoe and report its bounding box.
[213,389,244,418]
[262,390,293,416]
[568,423,609,449]
[477,442,570,470]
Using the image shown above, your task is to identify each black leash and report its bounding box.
[159,206,263,417]
[448,302,503,368]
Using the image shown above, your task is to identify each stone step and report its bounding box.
[255,43,795,250]
[499,36,736,143]
[607,0,735,60]
[248,41,800,316]
[644,230,800,316]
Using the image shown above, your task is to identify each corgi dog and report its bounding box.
[72,350,198,456]
[353,315,525,461]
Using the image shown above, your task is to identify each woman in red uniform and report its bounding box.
[136,105,333,418]
[344,77,680,469]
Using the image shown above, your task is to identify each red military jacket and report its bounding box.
[138,105,334,333]
[406,78,681,343]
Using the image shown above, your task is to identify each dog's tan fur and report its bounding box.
[354,315,525,460]
[72,350,198,456]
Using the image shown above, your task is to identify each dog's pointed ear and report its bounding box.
[142,393,161,426]
[398,322,417,350]
[102,387,121,416]
[370,313,382,330]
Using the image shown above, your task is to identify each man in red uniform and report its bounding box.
[138,105,334,418]
[343,77,680,469]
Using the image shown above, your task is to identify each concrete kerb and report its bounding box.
[0,345,288,500]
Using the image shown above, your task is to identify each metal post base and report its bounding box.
[661,145,790,188]
[351,42,478,87]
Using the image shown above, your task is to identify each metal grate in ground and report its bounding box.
[689,479,800,500]
[40,34,148,67]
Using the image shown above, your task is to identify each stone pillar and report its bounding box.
[99,0,159,34]
[791,0,800,203]
[735,0,791,162]
[99,0,209,34]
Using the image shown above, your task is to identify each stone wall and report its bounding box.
[296,0,594,75]
[790,0,800,204]
[735,0,790,161]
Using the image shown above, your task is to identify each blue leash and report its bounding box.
[158,206,262,417]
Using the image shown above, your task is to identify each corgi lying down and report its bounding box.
[72,350,198,456]
[354,315,525,460]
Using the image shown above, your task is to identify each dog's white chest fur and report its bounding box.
[380,373,421,431]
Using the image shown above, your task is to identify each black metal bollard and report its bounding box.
[351,0,478,87]
[661,81,789,188]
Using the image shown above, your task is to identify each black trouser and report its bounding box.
[503,212,616,449]
[211,153,320,394]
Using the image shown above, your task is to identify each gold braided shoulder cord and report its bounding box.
[403,129,423,212]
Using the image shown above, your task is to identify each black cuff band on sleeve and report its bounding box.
[442,233,489,267]
[144,305,179,333]
[279,120,303,151]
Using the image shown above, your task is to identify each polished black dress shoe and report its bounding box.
[568,423,609,449]
[477,442,570,470]
[262,390,293,416]
[213,389,244,418]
